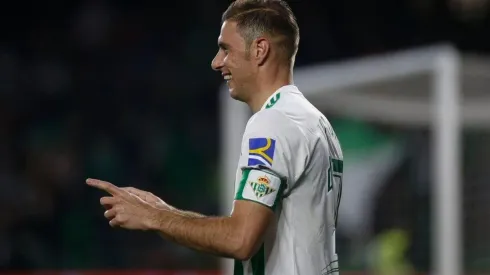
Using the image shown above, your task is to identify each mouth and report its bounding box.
[223,73,232,82]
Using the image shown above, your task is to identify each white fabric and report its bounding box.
[233,85,344,275]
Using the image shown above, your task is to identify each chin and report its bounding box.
[229,89,241,101]
[227,82,246,102]
[228,83,239,99]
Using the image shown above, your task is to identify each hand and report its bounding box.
[86,178,160,230]
[121,187,174,211]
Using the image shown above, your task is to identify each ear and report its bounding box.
[253,37,270,66]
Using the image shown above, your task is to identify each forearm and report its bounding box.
[158,203,206,218]
[173,208,206,218]
[150,209,242,259]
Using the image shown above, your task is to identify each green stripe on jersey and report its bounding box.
[234,260,244,275]
[233,244,265,275]
[251,244,265,275]
[235,169,251,200]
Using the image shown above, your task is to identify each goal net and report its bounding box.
[219,44,490,275]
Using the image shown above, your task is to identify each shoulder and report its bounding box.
[243,108,308,164]
[245,108,298,137]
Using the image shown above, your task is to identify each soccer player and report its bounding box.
[86,0,344,274]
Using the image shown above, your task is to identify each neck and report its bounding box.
[248,65,293,113]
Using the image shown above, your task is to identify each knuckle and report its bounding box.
[115,215,126,223]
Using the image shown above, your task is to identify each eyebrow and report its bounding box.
[218,41,230,50]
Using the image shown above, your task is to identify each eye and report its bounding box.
[218,42,230,55]
[219,46,228,54]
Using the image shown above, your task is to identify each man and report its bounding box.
[87,0,344,274]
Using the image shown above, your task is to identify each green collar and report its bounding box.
[265,92,281,109]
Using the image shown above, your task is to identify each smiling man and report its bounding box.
[87,1,344,274]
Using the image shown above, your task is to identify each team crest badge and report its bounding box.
[249,175,275,198]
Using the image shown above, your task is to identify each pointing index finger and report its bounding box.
[86,178,122,196]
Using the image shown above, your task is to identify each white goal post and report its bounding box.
[219,44,490,275]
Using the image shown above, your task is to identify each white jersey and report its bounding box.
[233,85,344,275]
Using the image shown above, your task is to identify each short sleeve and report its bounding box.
[234,110,307,210]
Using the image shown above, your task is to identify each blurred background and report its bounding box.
[1,0,490,274]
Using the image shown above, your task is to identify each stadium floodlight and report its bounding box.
[220,44,490,275]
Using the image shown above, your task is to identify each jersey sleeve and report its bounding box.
[234,110,307,211]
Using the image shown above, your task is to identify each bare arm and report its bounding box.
[175,210,206,218]
[121,187,206,218]
[148,200,273,260]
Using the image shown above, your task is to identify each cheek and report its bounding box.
[226,56,251,75]
[224,55,236,69]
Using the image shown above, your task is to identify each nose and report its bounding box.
[211,52,224,71]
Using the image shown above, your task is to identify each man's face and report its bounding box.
[211,21,256,102]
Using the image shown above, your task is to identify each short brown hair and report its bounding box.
[222,0,300,65]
